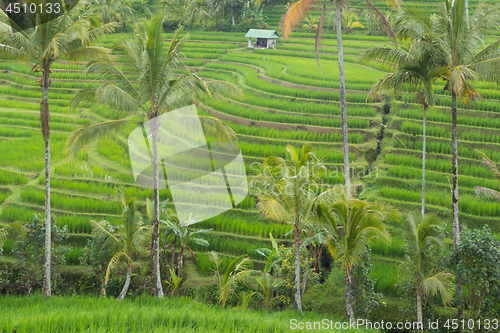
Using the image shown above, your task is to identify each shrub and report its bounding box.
[11,215,71,294]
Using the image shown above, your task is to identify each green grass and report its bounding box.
[0,294,377,333]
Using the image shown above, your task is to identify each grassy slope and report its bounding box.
[0,0,498,315]
[0,294,378,333]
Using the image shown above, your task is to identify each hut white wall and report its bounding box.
[266,38,277,48]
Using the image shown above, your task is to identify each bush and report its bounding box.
[10,215,71,294]
[448,225,500,321]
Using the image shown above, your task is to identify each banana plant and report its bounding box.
[254,233,280,276]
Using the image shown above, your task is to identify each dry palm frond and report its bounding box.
[280,0,317,39]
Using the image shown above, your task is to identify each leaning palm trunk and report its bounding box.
[42,66,51,298]
[150,121,164,298]
[416,277,423,333]
[294,226,302,312]
[118,264,133,301]
[421,105,427,220]
[335,0,350,198]
[345,268,355,323]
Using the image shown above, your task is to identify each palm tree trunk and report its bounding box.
[345,267,355,323]
[451,91,460,242]
[231,8,235,25]
[421,104,427,220]
[451,90,463,317]
[151,125,164,298]
[294,227,302,312]
[465,0,470,29]
[101,277,106,297]
[41,66,51,298]
[335,0,350,199]
[118,263,132,301]
[416,277,423,333]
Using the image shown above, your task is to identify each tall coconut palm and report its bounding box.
[281,0,401,199]
[0,5,115,297]
[319,192,399,323]
[395,2,500,313]
[359,45,448,219]
[66,15,242,298]
[395,0,500,246]
[250,144,326,312]
[400,212,454,332]
[91,188,151,301]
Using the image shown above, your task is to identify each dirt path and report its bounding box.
[258,74,366,94]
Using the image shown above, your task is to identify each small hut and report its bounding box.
[245,29,280,49]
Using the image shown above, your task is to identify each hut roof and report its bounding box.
[244,29,280,39]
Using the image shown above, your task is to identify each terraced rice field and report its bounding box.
[1,2,499,296]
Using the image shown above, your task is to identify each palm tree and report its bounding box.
[302,16,320,32]
[66,15,242,298]
[395,0,500,246]
[395,1,500,313]
[0,221,27,248]
[359,45,448,219]
[91,188,151,301]
[209,251,252,308]
[162,210,211,275]
[250,144,326,312]
[255,272,280,312]
[94,0,134,27]
[340,9,364,34]
[400,212,454,332]
[0,5,115,297]
[474,149,500,199]
[319,192,399,323]
[281,0,400,199]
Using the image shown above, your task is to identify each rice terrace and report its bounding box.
[1,0,500,331]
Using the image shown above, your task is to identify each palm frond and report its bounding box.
[422,271,454,306]
[364,0,397,47]
[476,149,500,181]
[0,221,27,247]
[280,0,317,39]
[65,118,135,158]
